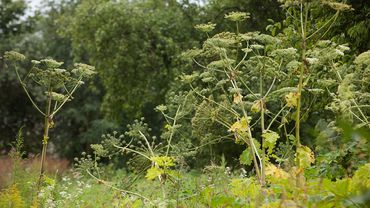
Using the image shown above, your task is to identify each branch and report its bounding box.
[14,65,46,116]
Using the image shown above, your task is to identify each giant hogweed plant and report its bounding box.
[4,51,96,189]
[75,90,211,206]
[178,0,369,185]
[74,1,369,206]
[75,104,192,206]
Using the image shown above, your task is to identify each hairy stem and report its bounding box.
[296,2,309,149]
[37,87,53,190]
[259,70,266,186]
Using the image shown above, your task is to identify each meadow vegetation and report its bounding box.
[0,0,369,207]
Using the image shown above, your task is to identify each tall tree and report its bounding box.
[61,0,203,129]
[0,0,38,152]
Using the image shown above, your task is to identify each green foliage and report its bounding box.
[0,185,25,208]
[5,52,96,123]
[150,156,175,167]
[52,162,370,207]
[322,0,370,52]
[145,167,164,180]
[1,0,370,207]
[205,0,284,33]
[5,51,96,188]
[239,149,252,166]
[60,0,201,126]
[146,156,178,181]
[295,145,315,169]
[351,163,370,194]
[152,3,369,192]
[262,131,279,155]
[230,178,260,198]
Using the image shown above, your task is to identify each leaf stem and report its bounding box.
[14,65,46,116]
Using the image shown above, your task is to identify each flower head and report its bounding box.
[194,22,216,33]
[4,51,26,62]
[225,12,250,22]
[72,63,96,78]
[40,59,64,69]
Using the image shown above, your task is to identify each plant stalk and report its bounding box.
[37,88,53,190]
[296,2,309,149]
[259,70,266,186]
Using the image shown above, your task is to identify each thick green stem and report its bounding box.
[241,106,262,182]
[259,71,266,186]
[296,2,309,149]
[295,63,305,148]
[37,88,52,190]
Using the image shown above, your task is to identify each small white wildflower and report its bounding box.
[225,167,231,175]
[60,191,67,197]
[45,199,56,208]
[240,168,247,178]
[46,199,54,204]
[38,192,44,198]
[46,185,54,191]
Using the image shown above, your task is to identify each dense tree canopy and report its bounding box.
[61,0,202,125]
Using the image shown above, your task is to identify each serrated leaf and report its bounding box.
[265,163,290,180]
[262,131,280,155]
[295,145,315,168]
[150,156,175,167]
[229,117,251,133]
[240,149,253,166]
[251,100,262,113]
[285,92,299,108]
[145,167,163,180]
